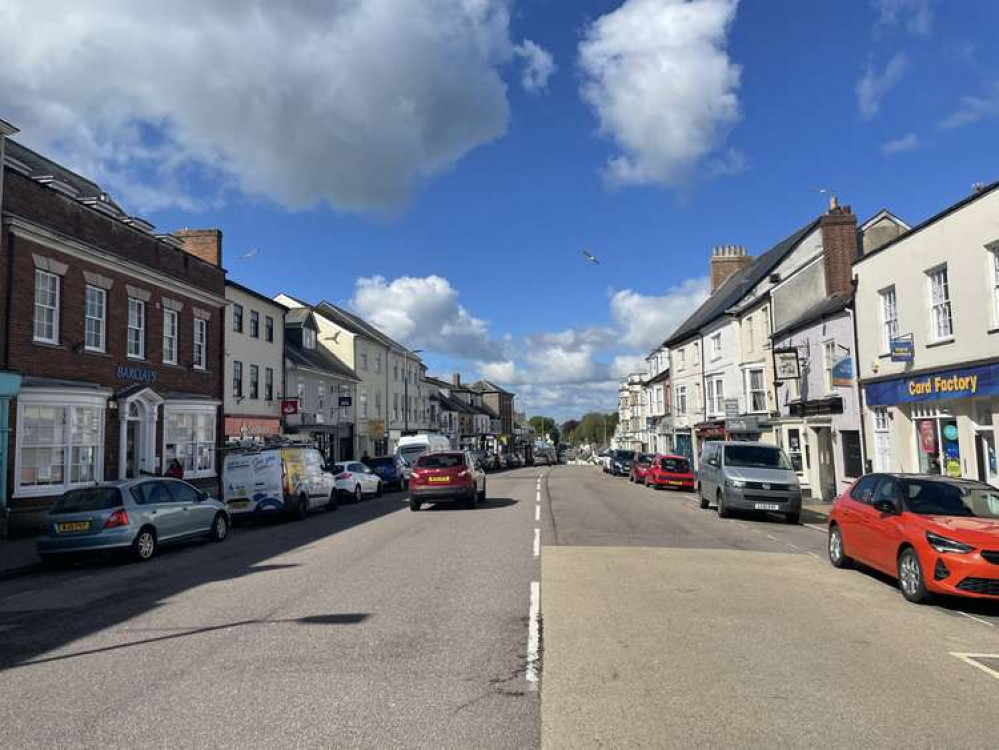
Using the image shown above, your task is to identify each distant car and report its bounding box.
[697,442,802,524]
[828,474,999,604]
[610,449,636,477]
[629,454,655,483]
[397,434,452,470]
[597,451,612,472]
[332,461,383,502]
[37,479,230,564]
[646,454,696,491]
[498,453,512,471]
[364,455,408,491]
[409,451,487,511]
[482,452,500,472]
[510,453,524,468]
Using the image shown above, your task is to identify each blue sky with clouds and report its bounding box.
[2,0,997,417]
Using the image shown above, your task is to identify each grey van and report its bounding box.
[697,441,802,524]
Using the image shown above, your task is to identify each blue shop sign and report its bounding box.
[116,365,157,384]
[865,362,999,406]
[890,339,914,362]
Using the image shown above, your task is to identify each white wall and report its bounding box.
[225,286,284,419]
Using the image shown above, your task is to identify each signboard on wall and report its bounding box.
[831,355,854,387]
[890,337,914,362]
[865,362,999,406]
[281,399,299,415]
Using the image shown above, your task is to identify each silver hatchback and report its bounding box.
[37,479,231,564]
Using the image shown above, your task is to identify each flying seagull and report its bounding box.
[237,249,259,260]
[581,250,600,265]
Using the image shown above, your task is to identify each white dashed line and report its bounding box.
[535,505,540,521]
[957,611,996,628]
[766,534,778,541]
[536,490,541,503]
[806,551,820,559]
[533,528,540,557]
[527,581,541,689]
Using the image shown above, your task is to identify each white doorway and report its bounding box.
[118,388,164,479]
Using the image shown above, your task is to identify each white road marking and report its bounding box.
[786,543,801,551]
[536,490,541,503]
[527,581,541,689]
[957,611,996,628]
[951,653,999,681]
[766,534,778,541]
[533,528,540,557]
[535,505,541,521]
[806,551,820,559]
[803,523,828,534]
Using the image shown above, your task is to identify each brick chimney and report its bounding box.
[174,228,223,267]
[452,372,461,387]
[820,201,858,298]
[710,245,751,292]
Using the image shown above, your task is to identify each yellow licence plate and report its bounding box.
[57,521,91,533]
[428,476,451,483]
[668,481,682,485]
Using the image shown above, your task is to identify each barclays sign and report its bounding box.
[115,365,158,384]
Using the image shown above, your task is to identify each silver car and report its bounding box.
[37,479,231,564]
[697,441,802,524]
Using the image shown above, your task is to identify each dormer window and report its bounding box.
[303,327,317,350]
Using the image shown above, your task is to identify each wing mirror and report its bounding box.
[873,499,897,514]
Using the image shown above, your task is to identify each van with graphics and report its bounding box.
[222,446,337,520]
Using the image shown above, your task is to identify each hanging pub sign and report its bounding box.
[831,355,854,387]
[338,395,352,407]
[281,399,299,416]
[773,348,801,381]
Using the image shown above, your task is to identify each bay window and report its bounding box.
[164,406,217,477]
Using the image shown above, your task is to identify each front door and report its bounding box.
[126,420,140,479]
[815,428,837,501]
[977,431,997,488]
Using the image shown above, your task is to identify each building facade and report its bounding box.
[643,345,671,455]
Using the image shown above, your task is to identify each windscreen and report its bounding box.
[660,457,690,473]
[903,480,999,519]
[723,445,791,470]
[400,446,427,464]
[636,454,653,465]
[51,487,122,514]
[416,454,463,469]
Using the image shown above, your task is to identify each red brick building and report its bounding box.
[1,141,226,534]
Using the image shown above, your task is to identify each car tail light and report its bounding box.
[336,472,351,480]
[105,509,129,529]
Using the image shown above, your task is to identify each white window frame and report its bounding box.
[746,367,766,413]
[33,269,60,345]
[15,390,108,498]
[233,361,243,399]
[880,286,898,352]
[926,265,953,342]
[303,327,317,350]
[163,402,218,479]
[193,318,208,371]
[710,333,722,360]
[989,245,999,327]
[693,342,701,365]
[162,308,179,365]
[873,406,890,432]
[127,298,145,359]
[706,376,725,417]
[677,349,686,371]
[823,340,836,394]
[84,285,106,352]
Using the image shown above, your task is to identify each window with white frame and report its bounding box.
[677,349,686,370]
[693,342,701,365]
[193,318,207,370]
[127,299,145,358]
[84,285,105,352]
[823,340,836,393]
[164,407,216,477]
[706,376,725,416]
[360,387,368,418]
[873,406,890,432]
[880,286,898,351]
[927,266,953,341]
[250,365,259,399]
[746,368,766,412]
[710,334,722,360]
[18,400,104,494]
[233,361,243,398]
[34,270,60,344]
[265,367,274,401]
[163,309,178,364]
[303,327,317,350]
[990,246,999,325]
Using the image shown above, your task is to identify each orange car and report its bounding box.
[827,473,999,603]
[645,454,696,491]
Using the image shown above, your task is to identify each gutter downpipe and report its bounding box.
[850,277,870,474]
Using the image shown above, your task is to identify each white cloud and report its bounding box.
[610,278,710,349]
[515,40,557,94]
[939,82,999,129]
[874,0,934,35]
[0,0,537,213]
[578,0,742,188]
[611,355,649,380]
[881,133,920,154]
[350,275,506,361]
[857,52,910,120]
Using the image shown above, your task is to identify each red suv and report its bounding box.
[828,473,999,603]
[409,451,486,511]
[646,455,695,491]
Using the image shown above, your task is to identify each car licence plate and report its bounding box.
[428,476,450,483]
[754,503,780,511]
[668,481,682,486]
[57,521,91,533]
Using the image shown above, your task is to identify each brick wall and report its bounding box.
[820,205,859,298]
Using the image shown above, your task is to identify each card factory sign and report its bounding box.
[865,362,999,406]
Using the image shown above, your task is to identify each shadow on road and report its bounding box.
[423,497,518,511]
[0,491,406,671]
[850,563,999,617]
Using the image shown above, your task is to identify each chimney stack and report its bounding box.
[452,372,461,387]
[174,228,223,267]
[820,203,858,298]
[709,245,751,292]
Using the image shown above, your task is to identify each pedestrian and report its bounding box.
[165,458,184,480]
[362,451,371,463]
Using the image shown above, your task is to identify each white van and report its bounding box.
[222,446,337,520]
[397,434,452,469]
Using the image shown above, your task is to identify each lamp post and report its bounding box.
[403,348,424,434]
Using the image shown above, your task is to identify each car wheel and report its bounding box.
[466,485,478,509]
[326,491,339,511]
[827,524,852,568]
[410,498,422,512]
[784,511,801,525]
[210,513,229,542]
[296,494,309,520]
[698,484,709,509]
[898,547,931,604]
[132,527,157,562]
[716,490,730,518]
[354,485,362,503]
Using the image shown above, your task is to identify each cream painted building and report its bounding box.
[856,183,999,487]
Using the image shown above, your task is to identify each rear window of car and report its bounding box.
[51,487,122,514]
[636,454,653,465]
[660,457,689,473]
[614,450,636,460]
[333,463,347,474]
[416,454,464,469]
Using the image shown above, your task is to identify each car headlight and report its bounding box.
[925,531,974,554]
[726,479,746,489]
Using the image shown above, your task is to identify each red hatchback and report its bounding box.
[629,454,654,484]
[828,473,999,603]
[409,451,486,511]
[646,455,695,491]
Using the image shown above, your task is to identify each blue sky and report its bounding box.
[2,0,997,418]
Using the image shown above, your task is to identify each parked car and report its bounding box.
[409,451,487,511]
[697,441,802,524]
[364,455,408,491]
[332,461,383,502]
[597,450,612,472]
[646,454,696,491]
[481,451,500,472]
[828,474,999,604]
[37,479,230,564]
[610,449,636,477]
[510,453,524,468]
[223,446,337,519]
[629,454,655,483]
[498,453,512,471]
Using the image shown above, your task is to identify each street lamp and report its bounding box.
[403,348,424,433]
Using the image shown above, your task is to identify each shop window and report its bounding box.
[917,417,961,477]
[787,429,804,473]
[18,402,103,495]
[34,270,60,344]
[164,408,216,477]
[842,431,863,479]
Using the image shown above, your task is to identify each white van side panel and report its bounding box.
[222,451,285,515]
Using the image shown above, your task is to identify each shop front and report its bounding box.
[864,361,998,487]
[224,416,282,442]
[725,415,772,443]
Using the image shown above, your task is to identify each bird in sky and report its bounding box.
[237,249,259,260]
[581,250,600,265]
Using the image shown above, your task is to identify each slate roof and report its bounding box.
[664,218,821,348]
[771,293,853,339]
[285,341,360,382]
[469,379,513,396]
[284,307,312,327]
[6,140,125,213]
